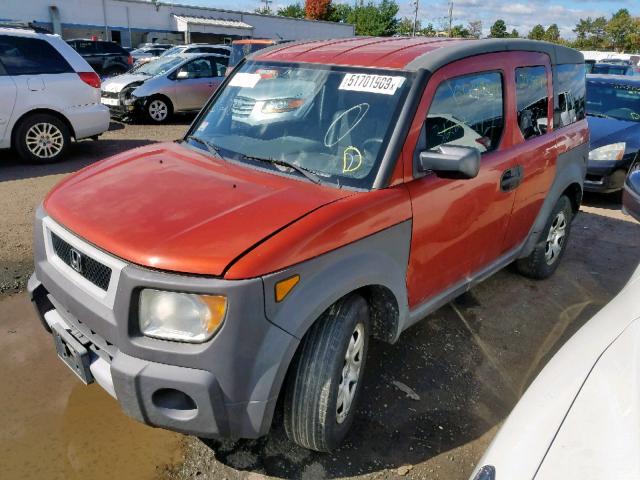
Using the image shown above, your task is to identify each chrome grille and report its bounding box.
[232,96,256,117]
[51,232,112,291]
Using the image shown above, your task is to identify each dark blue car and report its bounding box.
[585,74,640,193]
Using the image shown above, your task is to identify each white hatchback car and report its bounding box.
[0,26,110,163]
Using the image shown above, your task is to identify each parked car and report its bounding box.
[137,42,173,50]
[471,260,640,480]
[130,46,166,64]
[585,75,640,192]
[29,37,588,452]
[591,62,636,76]
[161,43,231,58]
[0,26,109,163]
[623,158,640,221]
[66,39,132,77]
[100,53,228,122]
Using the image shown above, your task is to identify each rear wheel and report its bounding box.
[14,113,70,163]
[516,195,573,279]
[283,294,370,452]
[146,97,172,123]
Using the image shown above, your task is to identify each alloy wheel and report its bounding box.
[25,122,64,159]
[336,322,365,424]
[545,211,567,265]
[148,99,168,122]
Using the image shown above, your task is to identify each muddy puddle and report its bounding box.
[0,294,184,480]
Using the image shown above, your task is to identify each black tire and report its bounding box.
[145,96,172,123]
[284,294,370,452]
[516,195,573,279]
[14,113,70,164]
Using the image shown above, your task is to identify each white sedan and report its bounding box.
[472,261,640,480]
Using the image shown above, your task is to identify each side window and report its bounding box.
[181,58,214,79]
[75,40,96,54]
[214,57,228,76]
[0,35,73,76]
[100,42,125,54]
[424,71,504,154]
[554,63,586,128]
[515,66,549,139]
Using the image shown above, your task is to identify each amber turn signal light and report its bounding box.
[275,275,300,302]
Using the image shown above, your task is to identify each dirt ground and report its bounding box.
[1,119,639,480]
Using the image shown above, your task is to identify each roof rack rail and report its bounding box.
[0,21,52,34]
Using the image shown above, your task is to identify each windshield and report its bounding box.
[229,43,272,68]
[162,46,185,57]
[132,56,183,76]
[187,61,411,189]
[587,80,640,122]
[592,65,630,75]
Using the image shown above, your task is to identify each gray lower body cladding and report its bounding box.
[29,206,413,438]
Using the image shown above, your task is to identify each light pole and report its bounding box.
[412,0,419,36]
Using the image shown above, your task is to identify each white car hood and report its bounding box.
[472,263,640,479]
[536,317,640,479]
[101,74,149,93]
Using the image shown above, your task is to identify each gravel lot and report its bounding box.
[1,119,639,480]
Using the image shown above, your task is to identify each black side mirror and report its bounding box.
[418,145,481,179]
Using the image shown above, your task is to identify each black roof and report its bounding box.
[587,74,640,86]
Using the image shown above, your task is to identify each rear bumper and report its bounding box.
[65,103,110,140]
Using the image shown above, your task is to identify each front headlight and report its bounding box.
[139,289,227,343]
[589,142,626,161]
[261,98,304,114]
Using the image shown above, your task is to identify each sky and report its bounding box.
[170,0,635,38]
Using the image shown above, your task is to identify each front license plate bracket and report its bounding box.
[52,322,94,385]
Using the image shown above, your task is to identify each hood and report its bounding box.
[43,142,350,276]
[587,116,640,149]
[101,73,149,93]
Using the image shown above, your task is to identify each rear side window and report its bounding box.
[554,63,586,128]
[516,66,549,139]
[0,35,73,75]
[73,40,96,54]
[424,71,504,154]
[99,42,125,54]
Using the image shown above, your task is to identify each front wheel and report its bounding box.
[146,97,171,123]
[283,294,370,452]
[516,195,573,279]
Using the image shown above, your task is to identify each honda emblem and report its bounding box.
[69,248,83,274]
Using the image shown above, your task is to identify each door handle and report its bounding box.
[500,165,523,192]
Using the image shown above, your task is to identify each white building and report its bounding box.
[0,0,354,47]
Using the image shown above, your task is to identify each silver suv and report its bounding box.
[0,26,109,162]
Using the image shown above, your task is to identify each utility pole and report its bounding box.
[412,0,419,36]
[448,0,453,37]
[261,0,272,13]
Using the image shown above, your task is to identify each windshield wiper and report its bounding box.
[184,135,223,160]
[587,112,613,119]
[241,154,323,185]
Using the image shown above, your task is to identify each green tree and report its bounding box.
[254,6,273,14]
[544,24,561,43]
[528,24,545,40]
[606,9,635,51]
[277,3,305,18]
[346,0,399,36]
[421,23,436,37]
[397,16,419,36]
[327,2,352,23]
[468,20,482,39]
[510,28,519,38]
[489,19,507,38]
[450,24,471,38]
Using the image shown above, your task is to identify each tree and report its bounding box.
[468,20,482,39]
[489,19,507,38]
[327,3,352,23]
[544,24,560,43]
[606,8,635,51]
[305,0,332,20]
[450,24,471,38]
[277,3,305,18]
[397,16,419,36]
[421,23,436,37]
[345,0,399,36]
[528,24,545,40]
[510,29,519,38]
[254,6,273,14]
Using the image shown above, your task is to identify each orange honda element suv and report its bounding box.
[30,37,588,451]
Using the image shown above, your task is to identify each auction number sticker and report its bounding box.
[228,72,261,88]
[339,73,405,95]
